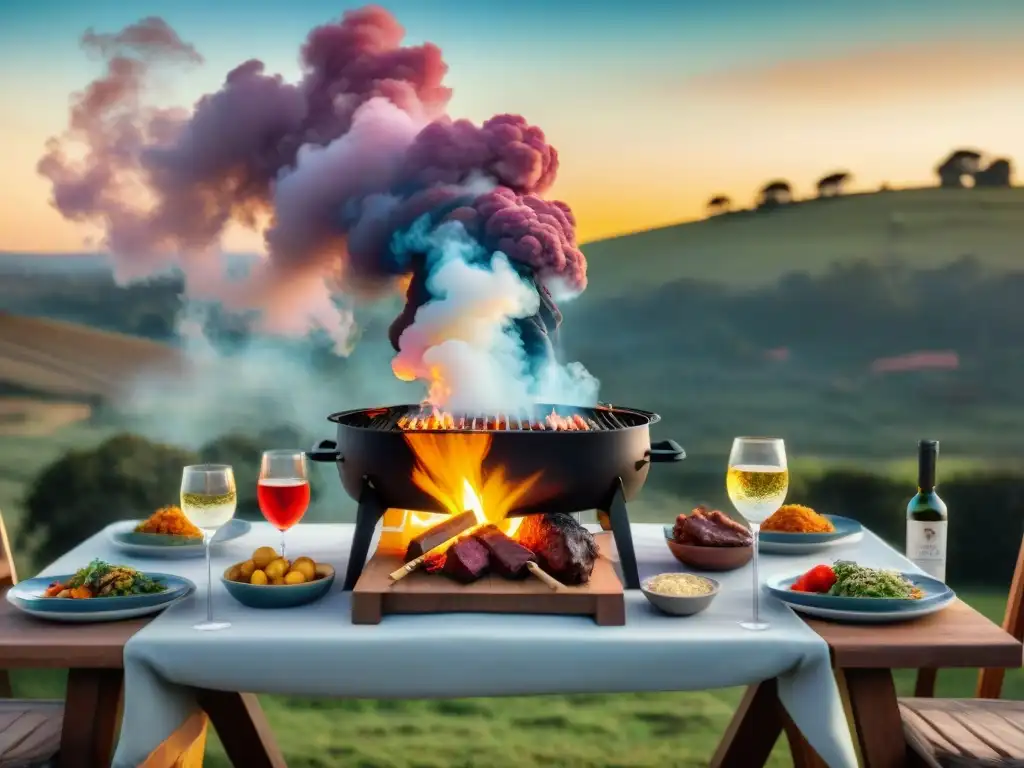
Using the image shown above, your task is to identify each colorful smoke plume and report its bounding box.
[37,6,597,411]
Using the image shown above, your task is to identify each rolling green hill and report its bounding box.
[0,312,185,401]
[581,187,1024,299]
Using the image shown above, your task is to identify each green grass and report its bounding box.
[9,590,1017,768]
[581,187,1024,300]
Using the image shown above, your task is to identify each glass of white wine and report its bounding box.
[181,464,237,631]
[726,437,789,631]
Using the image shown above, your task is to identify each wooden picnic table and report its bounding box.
[0,598,143,767]
[0,598,286,768]
[711,598,1024,768]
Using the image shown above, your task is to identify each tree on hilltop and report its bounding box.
[706,195,732,216]
[974,158,1013,188]
[816,171,852,197]
[757,180,792,209]
[19,434,198,567]
[936,149,983,188]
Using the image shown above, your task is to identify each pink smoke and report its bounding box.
[38,5,592,402]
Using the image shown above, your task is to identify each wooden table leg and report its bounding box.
[842,668,910,768]
[197,689,287,768]
[710,680,784,768]
[60,668,123,768]
[913,668,938,697]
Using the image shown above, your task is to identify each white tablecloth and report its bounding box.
[38,522,870,768]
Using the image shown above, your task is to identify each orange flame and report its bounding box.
[402,431,541,539]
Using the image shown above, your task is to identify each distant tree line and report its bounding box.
[706,147,1015,217]
[569,254,1024,390]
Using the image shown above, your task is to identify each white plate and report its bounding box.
[5,586,193,623]
[759,530,864,555]
[109,518,250,558]
[783,594,955,624]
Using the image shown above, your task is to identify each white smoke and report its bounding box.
[390,217,599,413]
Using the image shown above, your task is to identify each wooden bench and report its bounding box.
[0,511,65,767]
[902,531,1024,767]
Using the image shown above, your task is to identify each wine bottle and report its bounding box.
[905,439,948,582]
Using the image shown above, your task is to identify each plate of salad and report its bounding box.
[6,559,195,622]
[766,561,954,615]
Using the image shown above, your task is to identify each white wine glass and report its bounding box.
[726,437,788,631]
[181,464,237,632]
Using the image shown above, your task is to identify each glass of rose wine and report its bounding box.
[181,464,237,632]
[257,450,311,559]
[726,437,789,631]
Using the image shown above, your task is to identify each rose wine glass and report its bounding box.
[180,464,237,631]
[257,450,311,560]
[726,437,789,631]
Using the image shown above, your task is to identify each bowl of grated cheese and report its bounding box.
[640,572,720,616]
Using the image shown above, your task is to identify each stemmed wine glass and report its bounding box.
[726,437,789,631]
[257,450,311,560]
[180,464,237,632]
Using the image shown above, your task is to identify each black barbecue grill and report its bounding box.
[309,403,685,591]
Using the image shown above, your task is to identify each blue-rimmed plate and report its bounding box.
[109,518,251,558]
[6,573,195,623]
[766,571,954,613]
[782,594,956,623]
[758,515,863,554]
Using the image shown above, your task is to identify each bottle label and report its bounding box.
[906,520,947,582]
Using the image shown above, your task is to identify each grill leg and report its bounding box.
[601,478,640,590]
[343,477,386,591]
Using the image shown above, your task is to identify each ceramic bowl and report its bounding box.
[221,564,335,609]
[662,526,753,571]
[640,574,720,616]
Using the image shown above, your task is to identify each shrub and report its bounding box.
[19,434,198,567]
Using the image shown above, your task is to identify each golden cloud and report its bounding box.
[684,38,1024,103]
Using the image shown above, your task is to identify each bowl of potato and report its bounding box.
[222,546,335,609]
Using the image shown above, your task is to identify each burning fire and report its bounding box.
[398,407,592,432]
[402,431,543,542]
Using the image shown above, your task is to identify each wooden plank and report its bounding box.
[0,599,146,668]
[805,599,1023,669]
[0,704,62,764]
[352,532,625,626]
[902,698,1024,761]
[709,680,783,768]
[900,702,962,761]
[198,690,286,768]
[842,668,909,768]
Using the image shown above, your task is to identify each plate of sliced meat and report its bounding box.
[664,507,754,571]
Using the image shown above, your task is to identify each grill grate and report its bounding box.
[333,405,648,433]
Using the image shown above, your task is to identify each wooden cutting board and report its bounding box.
[351,532,625,626]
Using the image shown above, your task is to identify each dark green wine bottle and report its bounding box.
[905,439,948,582]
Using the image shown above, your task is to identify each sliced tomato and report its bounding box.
[804,565,837,593]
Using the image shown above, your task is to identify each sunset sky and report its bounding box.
[1,0,1021,253]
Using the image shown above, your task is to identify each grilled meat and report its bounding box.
[475,525,535,579]
[673,506,752,547]
[515,513,597,585]
[441,536,490,584]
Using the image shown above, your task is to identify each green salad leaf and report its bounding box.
[66,559,167,597]
[828,561,919,599]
